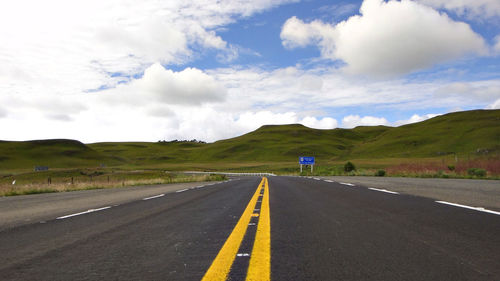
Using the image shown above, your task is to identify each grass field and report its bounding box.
[0,170,226,196]
[0,109,499,193]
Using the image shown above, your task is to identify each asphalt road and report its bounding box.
[1,176,499,280]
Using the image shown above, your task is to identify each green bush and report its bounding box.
[375,170,386,177]
[344,161,356,172]
[447,165,455,171]
[467,168,486,177]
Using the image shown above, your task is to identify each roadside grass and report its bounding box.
[0,171,226,197]
[386,158,500,179]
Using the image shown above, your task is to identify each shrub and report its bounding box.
[344,161,356,172]
[375,170,386,177]
[447,165,455,171]
[467,168,486,177]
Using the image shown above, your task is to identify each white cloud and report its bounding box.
[0,0,295,98]
[495,35,500,54]
[435,81,500,102]
[0,107,6,118]
[341,115,389,128]
[393,113,441,126]
[300,116,338,129]
[417,0,500,20]
[108,63,227,106]
[281,0,487,76]
[487,99,500,109]
[46,114,73,122]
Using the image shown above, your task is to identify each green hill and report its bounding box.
[0,109,498,171]
[0,139,122,170]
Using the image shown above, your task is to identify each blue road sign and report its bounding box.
[299,156,315,165]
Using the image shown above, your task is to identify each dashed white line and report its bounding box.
[313,178,321,180]
[142,194,165,200]
[237,253,250,257]
[368,187,399,194]
[324,180,334,183]
[56,206,112,220]
[436,201,500,216]
[176,188,189,193]
[340,182,355,186]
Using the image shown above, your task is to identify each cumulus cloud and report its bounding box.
[487,99,500,109]
[495,35,500,54]
[46,114,73,122]
[281,0,487,76]
[105,63,226,106]
[435,81,500,102]
[393,113,441,126]
[0,107,6,118]
[0,0,295,98]
[235,111,337,131]
[341,115,389,128]
[417,0,500,20]
[300,116,338,129]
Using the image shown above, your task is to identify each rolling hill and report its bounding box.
[0,109,499,170]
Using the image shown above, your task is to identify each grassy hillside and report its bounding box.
[0,109,499,172]
[0,139,123,170]
[350,109,500,158]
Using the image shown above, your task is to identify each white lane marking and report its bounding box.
[143,194,165,200]
[313,178,321,180]
[368,187,399,194]
[248,223,256,226]
[436,201,500,216]
[56,206,112,220]
[237,253,250,257]
[254,209,260,211]
[340,182,355,186]
[176,188,189,193]
[324,180,334,183]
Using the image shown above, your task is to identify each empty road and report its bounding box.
[1,176,499,280]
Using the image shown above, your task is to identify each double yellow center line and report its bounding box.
[202,177,271,281]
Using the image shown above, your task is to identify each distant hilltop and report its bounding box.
[0,109,499,170]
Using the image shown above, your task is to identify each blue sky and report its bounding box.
[0,0,499,142]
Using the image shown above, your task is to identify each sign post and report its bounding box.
[299,156,315,173]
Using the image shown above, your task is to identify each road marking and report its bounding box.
[202,177,268,281]
[324,180,334,183]
[247,176,271,281]
[313,178,321,180]
[436,201,500,216]
[248,223,256,226]
[237,253,250,257]
[368,187,399,194]
[142,194,165,200]
[340,182,355,186]
[56,206,112,220]
[176,188,189,193]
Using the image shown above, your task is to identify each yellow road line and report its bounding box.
[246,177,271,281]
[202,178,266,281]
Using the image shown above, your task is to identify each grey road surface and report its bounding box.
[0,180,222,230]
[324,176,500,211]
[1,176,499,280]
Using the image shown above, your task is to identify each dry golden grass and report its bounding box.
[0,174,224,196]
